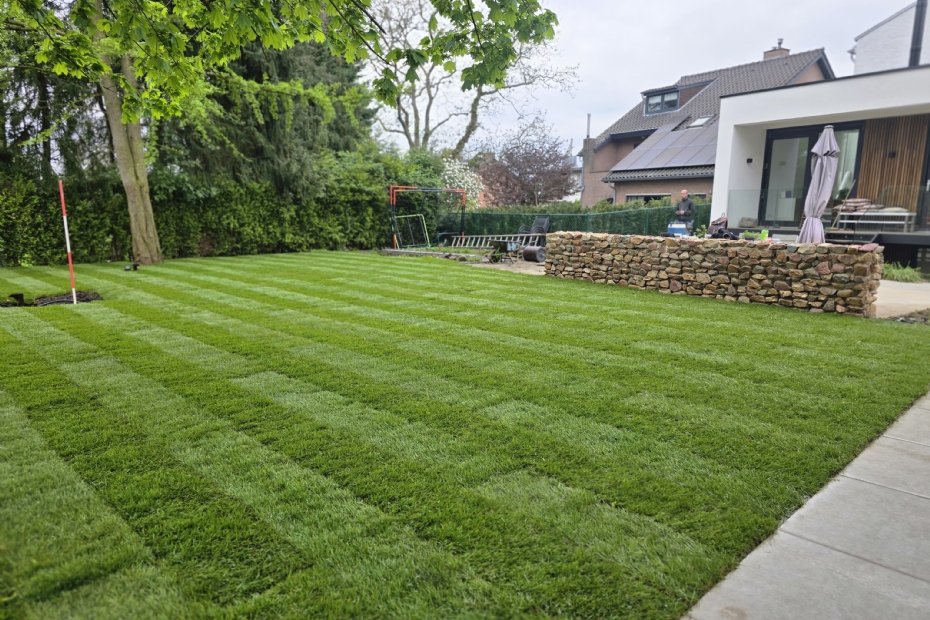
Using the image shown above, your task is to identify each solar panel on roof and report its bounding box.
[652,131,685,150]
[610,120,719,173]
[644,147,683,169]
[669,127,705,148]
[688,126,718,147]
[611,148,646,171]
[626,147,665,170]
[685,143,718,166]
[666,145,706,167]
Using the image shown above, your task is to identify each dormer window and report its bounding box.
[645,90,679,114]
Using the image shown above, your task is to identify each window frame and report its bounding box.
[644,91,680,115]
[625,194,671,203]
[758,121,866,227]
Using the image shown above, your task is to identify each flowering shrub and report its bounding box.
[441,158,484,208]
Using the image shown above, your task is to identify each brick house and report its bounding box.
[580,45,834,207]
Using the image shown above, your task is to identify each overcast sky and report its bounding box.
[478,0,904,153]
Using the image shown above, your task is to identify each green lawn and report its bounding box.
[1,252,929,619]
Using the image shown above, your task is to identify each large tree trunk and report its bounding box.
[98,59,163,264]
[37,70,51,173]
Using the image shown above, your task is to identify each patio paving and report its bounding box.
[874,281,930,318]
[685,397,930,620]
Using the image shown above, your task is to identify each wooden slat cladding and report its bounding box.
[859,114,929,211]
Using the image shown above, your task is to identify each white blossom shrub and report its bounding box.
[441,158,484,208]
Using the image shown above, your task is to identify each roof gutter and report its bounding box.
[911,0,927,67]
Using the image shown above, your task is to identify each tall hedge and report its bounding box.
[0,149,438,266]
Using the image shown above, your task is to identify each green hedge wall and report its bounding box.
[0,151,401,266]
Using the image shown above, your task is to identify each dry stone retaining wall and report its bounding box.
[544,232,883,317]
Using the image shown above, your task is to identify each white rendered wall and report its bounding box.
[712,65,930,218]
[855,5,916,75]
[854,4,930,75]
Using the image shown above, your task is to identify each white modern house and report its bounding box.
[711,5,930,269]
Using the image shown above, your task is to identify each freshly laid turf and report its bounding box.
[2,252,929,619]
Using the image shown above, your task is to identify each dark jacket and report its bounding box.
[677,198,695,220]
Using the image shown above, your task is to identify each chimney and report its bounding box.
[764,38,790,60]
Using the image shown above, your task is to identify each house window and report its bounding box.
[626,194,670,203]
[689,116,711,127]
[645,91,679,114]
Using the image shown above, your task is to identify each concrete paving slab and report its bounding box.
[911,393,930,411]
[874,280,930,318]
[782,476,930,582]
[885,406,930,447]
[842,437,930,499]
[685,400,930,620]
[688,531,930,620]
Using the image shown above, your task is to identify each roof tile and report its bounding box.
[594,49,828,148]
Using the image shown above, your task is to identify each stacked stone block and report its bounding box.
[544,233,883,317]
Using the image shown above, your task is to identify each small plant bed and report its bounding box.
[2,253,930,618]
[2,290,102,307]
[882,262,926,283]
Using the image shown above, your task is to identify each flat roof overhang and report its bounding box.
[718,64,930,129]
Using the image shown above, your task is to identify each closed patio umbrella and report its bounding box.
[797,125,840,244]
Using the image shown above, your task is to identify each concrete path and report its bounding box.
[685,397,930,620]
[874,281,930,318]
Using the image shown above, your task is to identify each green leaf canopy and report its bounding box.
[9,0,558,119]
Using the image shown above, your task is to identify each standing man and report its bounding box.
[675,189,695,231]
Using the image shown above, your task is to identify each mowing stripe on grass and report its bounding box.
[63,277,790,558]
[83,297,803,536]
[229,251,874,342]
[21,566,193,620]
[190,256,893,384]
[72,270,824,498]
[98,264,844,472]
[0,272,63,296]
[27,306,711,615]
[67,264,872,496]
[146,263,880,416]
[229,253,915,389]
[0,318,305,607]
[6,254,930,619]
[0,390,185,616]
[105,266,869,483]
[1,312,528,616]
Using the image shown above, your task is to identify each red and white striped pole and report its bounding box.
[58,180,77,305]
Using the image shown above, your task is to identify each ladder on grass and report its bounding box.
[449,233,545,249]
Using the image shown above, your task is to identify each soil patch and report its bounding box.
[884,308,930,324]
[2,291,102,308]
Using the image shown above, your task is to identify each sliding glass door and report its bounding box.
[761,133,810,226]
[759,122,864,227]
